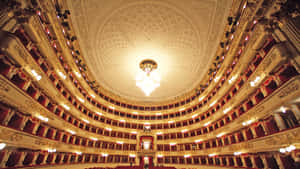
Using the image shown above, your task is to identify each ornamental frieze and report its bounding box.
[278,80,299,98]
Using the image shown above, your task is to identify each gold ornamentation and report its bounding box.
[278,81,299,98]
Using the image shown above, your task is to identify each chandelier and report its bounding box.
[136,59,160,96]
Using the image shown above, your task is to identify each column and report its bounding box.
[212,157,216,165]
[56,154,63,164]
[233,157,239,167]
[274,154,285,169]
[260,121,270,136]
[153,136,157,151]
[39,153,48,165]
[153,156,157,167]
[74,155,79,163]
[16,152,26,167]
[241,130,248,141]
[250,127,258,138]
[0,151,11,168]
[3,110,15,126]
[50,154,57,164]
[19,117,29,130]
[260,155,269,169]
[250,155,258,169]
[290,104,300,122]
[31,123,40,135]
[30,152,39,165]
[240,156,248,168]
[273,113,287,130]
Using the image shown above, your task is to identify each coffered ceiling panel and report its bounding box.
[67,0,233,103]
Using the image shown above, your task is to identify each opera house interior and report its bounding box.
[0,0,300,169]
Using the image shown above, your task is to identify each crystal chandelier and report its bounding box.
[136,59,160,96]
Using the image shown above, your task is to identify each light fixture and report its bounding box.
[214,76,220,82]
[209,100,217,107]
[90,94,95,98]
[279,145,296,153]
[75,152,82,155]
[217,133,225,138]
[129,154,136,158]
[78,97,85,103]
[204,122,211,127]
[156,132,163,135]
[223,107,231,114]
[199,96,205,102]
[168,121,174,124]
[47,148,56,153]
[116,141,123,144]
[280,106,287,113]
[68,130,76,135]
[131,131,137,134]
[194,139,202,143]
[250,76,261,87]
[157,154,163,158]
[208,153,216,157]
[133,112,138,115]
[169,143,176,146]
[36,115,49,122]
[31,70,42,81]
[156,112,162,116]
[234,152,242,156]
[74,71,81,78]
[136,59,160,96]
[119,119,125,123]
[109,106,115,110]
[58,71,66,79]
[184,154,191,158]
[181,129,188,133]
[143,141,151,149]
[105,127,112,131]
[62,104,70,110]
[82,119,89,124]
[102,153,108,157]
[0,143,6,150]
[242,119,253,126]
[192,114,198,118]
[179,108,185,111]
[228,75,237,84]
[96,112,102,116]
[90,137,98,141]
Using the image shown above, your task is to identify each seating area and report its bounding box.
[0,0,299,169]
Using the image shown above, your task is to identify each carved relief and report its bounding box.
[0,78,10,92]
[278,81,299,98]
